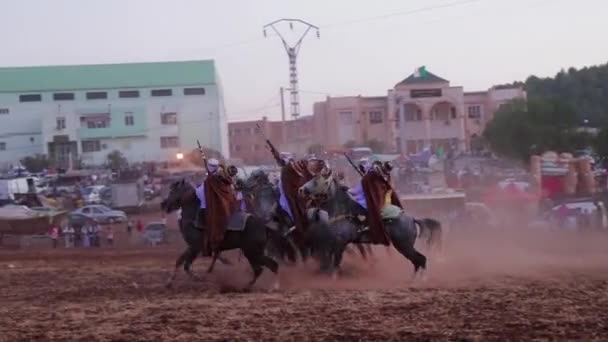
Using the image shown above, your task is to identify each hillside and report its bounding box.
[497,62,608,126]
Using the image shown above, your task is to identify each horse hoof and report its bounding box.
[331,271,340,281]
[165,281,173,289]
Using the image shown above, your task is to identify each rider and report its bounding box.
[197,158,237,256]
[272,152,313,245]
[228,165,248,212]
[349,158,372,223]
[350,158,402,245]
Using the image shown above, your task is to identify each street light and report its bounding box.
[176,153,184,160]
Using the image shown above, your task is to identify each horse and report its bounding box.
[299,171,443,278]
[160,179,296,289]
[242,169,372,269]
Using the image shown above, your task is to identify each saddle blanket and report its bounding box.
[227,212,251,231]
[381,204,402,220]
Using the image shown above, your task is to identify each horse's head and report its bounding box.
[160,179,194,213]
[244,169,269,190]
[299,170,335,200]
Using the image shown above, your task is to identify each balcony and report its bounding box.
[76,106,147,139]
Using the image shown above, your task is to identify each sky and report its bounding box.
[1,0,607,122]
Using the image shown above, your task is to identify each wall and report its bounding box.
[0,94,44,167]
[1,84,225,167]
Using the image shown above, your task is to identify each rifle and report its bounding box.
[343,153,364,177]
[342,153,393,189]
[255,123,285,167]
[196,140,211,174]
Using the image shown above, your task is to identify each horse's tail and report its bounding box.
[265,226,298,263]
[414,218,443,251]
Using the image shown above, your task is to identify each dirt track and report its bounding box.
[2,227,608,341]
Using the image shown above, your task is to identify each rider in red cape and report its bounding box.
[279,158,313,241]
[361,162,402,246]
[204,159,237,254]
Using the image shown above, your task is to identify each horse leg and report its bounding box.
[261,255,280,290]
[332,245,347,280]
[355,244,368,261]
[393,239,427,281]
[184,248,201,280]
[166,247,191,288]
[206,252,220,273]
[243,249,265,290]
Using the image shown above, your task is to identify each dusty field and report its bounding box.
[1,226,608,341]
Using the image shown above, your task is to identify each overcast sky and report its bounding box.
[2,0,606,122]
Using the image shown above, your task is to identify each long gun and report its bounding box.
[196,140,211,174]
[343,153,364,177]
[255,123,285,167]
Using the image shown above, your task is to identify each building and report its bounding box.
[319,67,526,154]
[228,67,525,164]
[228,115,314,164]
[0,60,228,169]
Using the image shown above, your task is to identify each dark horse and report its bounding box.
[160,179,296,289]
[242,169,371,267]
[299,171,443,278]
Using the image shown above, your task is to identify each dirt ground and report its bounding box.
[2,223,608,341]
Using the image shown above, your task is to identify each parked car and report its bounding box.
[141,222,168,245]
[71,205,127,224]
[82,185,107,204]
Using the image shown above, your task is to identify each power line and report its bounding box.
[321,0,485,29]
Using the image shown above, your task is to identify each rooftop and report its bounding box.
[0,60,216,93]
[396,67,449,87]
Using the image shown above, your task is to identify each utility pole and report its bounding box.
[280,87,287,144]
[264,19,319,120]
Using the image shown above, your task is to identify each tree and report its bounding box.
[495,62,608,126]
[106,150,128,170]
[307,143,324,156]
[20,154,50,173]
[484,98,587,162]
[593,127,608,158]
[186,147,224,167]
[365,139,386,154]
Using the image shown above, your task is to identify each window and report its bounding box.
[119,90,140,98]
[450,107,457,119]
[339,111,353,125]
[160,136,179,149]
[151,89,172,97]
[468,105,481,119]
[369,111,383,124]
[125,114,134,126]
[80,114,110,129]
[0,142,5,151]
[160,112,177,125]
[53,93,75,101]
[184,87,206,96]
[82,140,101,152]
[19,94,41,102]
[86,92,107,100]
[56,117,66,130]
[0,108,8,115]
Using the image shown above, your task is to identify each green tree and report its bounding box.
[106,150,128,170]
[484,98,587,162]
[593,127,608,158]
[307,143,324,156]
[495,62,608,126]
[20,154,51,173]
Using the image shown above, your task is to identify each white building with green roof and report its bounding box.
[0,60,228,168]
